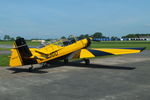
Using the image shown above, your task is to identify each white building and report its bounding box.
[121,36,150,41]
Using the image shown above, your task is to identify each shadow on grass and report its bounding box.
[7,61,135,74]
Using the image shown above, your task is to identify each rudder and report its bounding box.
[10,38,37,67]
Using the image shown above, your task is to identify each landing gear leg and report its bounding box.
[28,65,34,71]
[84,58,90,65]
[42,62,48,68]
[64,59,69,64]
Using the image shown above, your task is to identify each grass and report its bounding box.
[0,40,40,66]
[0,40,41,46]
[0,54,10,66]
[0,41,14,45]
[0,48,10,50]
[26,41,41,46]
[91,41,150,50]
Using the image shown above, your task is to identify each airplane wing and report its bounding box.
[70,47,146,59]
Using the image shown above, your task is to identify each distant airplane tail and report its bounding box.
[9,38,37,67]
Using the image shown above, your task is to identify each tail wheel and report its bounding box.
[84,59,90,65]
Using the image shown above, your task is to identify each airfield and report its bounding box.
[0,50,150,100]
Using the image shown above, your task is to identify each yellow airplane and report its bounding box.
[9,37,145,70]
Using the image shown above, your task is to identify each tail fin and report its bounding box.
[10,38,37,67]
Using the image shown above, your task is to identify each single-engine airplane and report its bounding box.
[9,37,145,70]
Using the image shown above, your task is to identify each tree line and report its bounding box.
[2,32,106,41]
[1,33,150,41]
[2,35,23,41]
[61,33,150,40]
[122,34,150,38]
[61,32,108,40]
[61,32,119,40]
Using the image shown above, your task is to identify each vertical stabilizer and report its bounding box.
[10,38,37,67]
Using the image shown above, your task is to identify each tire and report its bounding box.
[84,59,90,65]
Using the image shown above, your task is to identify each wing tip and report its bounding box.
[140,47,146,52]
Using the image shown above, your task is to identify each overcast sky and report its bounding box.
[0,0,150,39]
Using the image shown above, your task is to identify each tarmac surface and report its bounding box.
[0,44,12,48]
[0,50,150,100]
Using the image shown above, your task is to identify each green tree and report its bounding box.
[84,34,89,38]
[10,37,15,41]
[61,36,66,39]
[4,35,10,40]
[111,36,119,41]
[78,34,85,40]
[92,32,103,38]
[16,36,22,40]
[77,34,90,40]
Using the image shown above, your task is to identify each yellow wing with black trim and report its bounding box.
[71,47,146,59]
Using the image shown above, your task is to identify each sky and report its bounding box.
[0,0,150,39]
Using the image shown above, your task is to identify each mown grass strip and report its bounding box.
[0,41,41,46]
[90,41,150,50]
[0,54,10,66]
[0,48,11,51]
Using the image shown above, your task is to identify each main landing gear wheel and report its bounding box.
[84,58,90,65]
